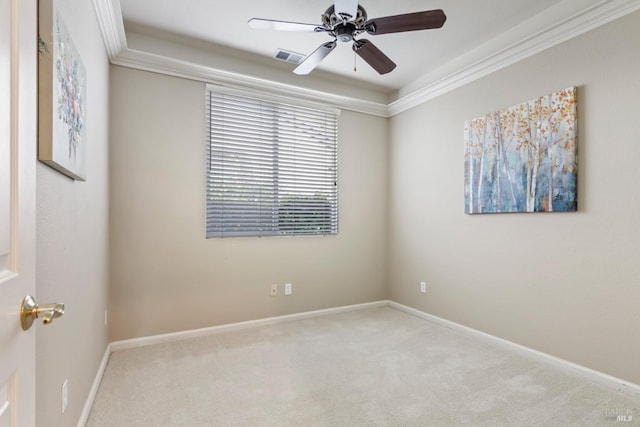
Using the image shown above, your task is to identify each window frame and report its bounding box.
[205,85,340,238]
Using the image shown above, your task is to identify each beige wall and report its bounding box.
[31,3,640,424]
[388,11,640,384]
[36,0,110,425]
[108,66,389,341]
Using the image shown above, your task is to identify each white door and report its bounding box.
[0,0,37,426]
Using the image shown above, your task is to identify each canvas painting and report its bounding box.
[38,0,87,181]
[464,87,577,214]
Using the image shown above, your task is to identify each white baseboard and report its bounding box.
[77,343,111,427]
[79,300,387,425]
[79,299,640,425]
[388,301,640,399]
[110,300,388,352]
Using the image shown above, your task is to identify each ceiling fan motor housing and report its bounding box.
[322,5,368,28]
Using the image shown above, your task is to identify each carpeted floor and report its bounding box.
[86,307,639,426]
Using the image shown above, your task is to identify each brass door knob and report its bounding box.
[20,295,65,331]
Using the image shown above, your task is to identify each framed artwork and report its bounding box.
[38,0,87,181]
[464,87,577,214]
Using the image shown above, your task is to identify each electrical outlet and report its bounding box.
[420,281,427,293]
[270,284,278,297]
[104,309,108,327]
[61,379,68,414]
[284,283,292,295]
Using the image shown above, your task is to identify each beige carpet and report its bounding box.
[86,307,639,426]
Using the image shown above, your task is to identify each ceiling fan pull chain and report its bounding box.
[354,49,357,72]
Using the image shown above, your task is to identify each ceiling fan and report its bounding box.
[248,0,447,75]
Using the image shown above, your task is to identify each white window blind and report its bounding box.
[206,87,339,238]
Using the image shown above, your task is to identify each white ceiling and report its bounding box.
[100,0,640,113]
[118,0,590,91]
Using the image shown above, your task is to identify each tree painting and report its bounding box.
[464,87,577,214]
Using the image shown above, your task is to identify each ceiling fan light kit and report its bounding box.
[248,1,446,75]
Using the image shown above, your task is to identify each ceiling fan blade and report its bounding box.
[294,41,337,75]
[365,9,446,35]
[248,18,325,32]
[334,0,359,22]
[353,39,396,75]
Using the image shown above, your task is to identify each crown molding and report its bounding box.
[388,0,640,116]
[92,0,127,60]
[94,0,640,118]
[112,48,390,117]
[91,0,389,117]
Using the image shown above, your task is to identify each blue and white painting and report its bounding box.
[464,87,577,214]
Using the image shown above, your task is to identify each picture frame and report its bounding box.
[38,0,87,181]
[464,87,577,214]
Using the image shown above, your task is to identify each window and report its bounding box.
[206,86,339,238]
